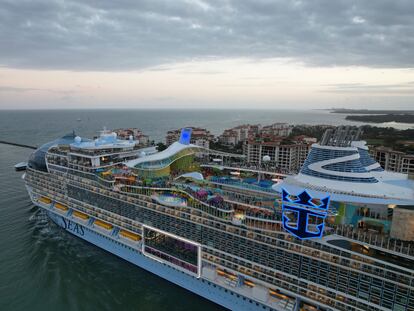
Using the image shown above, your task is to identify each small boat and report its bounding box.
[14,162,27,171]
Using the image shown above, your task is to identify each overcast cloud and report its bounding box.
[1,0,414,71]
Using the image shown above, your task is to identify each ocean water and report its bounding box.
[0,109,411,311]
[1,109,411,147]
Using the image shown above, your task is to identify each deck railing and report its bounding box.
[329,224,414,257]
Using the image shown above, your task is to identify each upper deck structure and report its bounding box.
[273,127,414,205]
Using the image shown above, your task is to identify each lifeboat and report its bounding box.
[216,268,237,280]
[269,289,289,300]
[119,229,141,241]
[54,203,68,212]
[244,279,255,287]
[94,219,113,230]
[38,196,52,204]
[72,210,89,220]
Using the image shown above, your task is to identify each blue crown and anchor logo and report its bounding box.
[281,189,330,240]
[179,128,193,145]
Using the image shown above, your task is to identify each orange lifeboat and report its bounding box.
[54,203,68,212]
[72,210,89,220]
[119,229,141,241]
[94,219,113,230]
[39,196,52,204]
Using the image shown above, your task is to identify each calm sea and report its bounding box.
[0,109,411,311]
[1,109,412,146]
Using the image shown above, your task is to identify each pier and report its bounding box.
[0,140,37,150]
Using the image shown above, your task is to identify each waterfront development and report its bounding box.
[20,123,414,311]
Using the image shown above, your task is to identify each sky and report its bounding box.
[0,0,414,110]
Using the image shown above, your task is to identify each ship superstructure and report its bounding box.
[24,127,414,311]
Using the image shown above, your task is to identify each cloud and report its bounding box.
[321,81,414,94]
[0,85,79,95]
[0,86,40,93]
[0,0,414,71]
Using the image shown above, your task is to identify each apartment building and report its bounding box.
[219,124,261,146]
[243,136,314,173]
[260,123,293,137]
[371,146,414,174]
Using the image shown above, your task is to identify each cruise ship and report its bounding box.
[23,126,414,311]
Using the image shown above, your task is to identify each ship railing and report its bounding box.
[173,181,276,211]
[68,169,116,188]
[289,179,404,201]
[217,186,276,202]
[69,198,141,235]
[209,177,278,194]
[71,171,284,230]
[121,183,235,214]
[77,175,229,223]
[133,147,200,170]
[200,162,290,176]
[35,170,414,284]
[173,182,280,223]
[175,189,281,229]
[64,166,414,260]
[46,150,69,157]
[68,161,124,171]
[329,224,414,257]
[68,147,136,157]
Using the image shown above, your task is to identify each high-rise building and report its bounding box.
[243,136,315,173]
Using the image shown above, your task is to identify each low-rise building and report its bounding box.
[371,146,414,174]
[260,123,293,137]
[219,124,261,146]
[114,128,150,145]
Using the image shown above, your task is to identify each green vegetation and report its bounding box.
[361,126,414,153]
[209,141,243,154]
[364,138,385,146]
[156,142,167,151]
[332,109,414,114]
[291,125,334,140]
[345,114,414,124]
[291,125,414,153]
